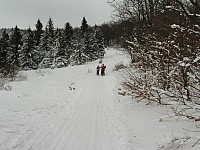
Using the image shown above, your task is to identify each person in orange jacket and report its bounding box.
[101,64,106,76]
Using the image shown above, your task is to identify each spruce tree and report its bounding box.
[54,28,63,56]
[63,22,73,43]
[38,26,51,68]
[82,33,92,60]
[54,28,64,67]
[0,30,10,75]
[82,26,105,61]
[80,17,91,62]
[62,22,74,59]
[20,27,38,70]
[94,26,105,58]
[38,18,55,68]
[87,31,98,60]
[70,38,86,65]
[47,17,54,40]
[69,27,87,65]
[34,19,43,46]
[9,25,23,67]
[81,17,88,34]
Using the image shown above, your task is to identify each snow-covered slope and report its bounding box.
[0,48,129,150]
[0,48,199,150]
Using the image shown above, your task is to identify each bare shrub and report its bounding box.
[99,59,103,64]
[0,65,19,80]
[0,78,12,91]
[113,62,127,71]
[0,65,27,91]
[0,64,19,91]
[0,78,5,90]
[158,134,192,150]
[35,68,51,76]
[120,7,200,107]
[15,72,27,81]
[121,68,164,104]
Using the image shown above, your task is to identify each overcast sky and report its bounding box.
[0,0,113,29]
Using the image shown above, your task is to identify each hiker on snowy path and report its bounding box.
[96,65,100,75]
[101,64,106,76]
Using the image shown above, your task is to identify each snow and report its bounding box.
[171,24,180,29]
[0,48,199,150]
[166,6,173,9]
[193,56,200,63]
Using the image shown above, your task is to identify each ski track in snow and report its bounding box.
[48,77,125,150]
[0,49,130,150]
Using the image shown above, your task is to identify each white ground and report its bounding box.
[0,48,199,150]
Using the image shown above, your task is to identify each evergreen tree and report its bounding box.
[54,28,66,67]
[20,27,38,70]
[38,18,55,68]
[100,23,113,46]
[63,22,73,43]
[0,30,10,74]
[80,25,105,62]
[94,26,105,58]
[71,18,105,64]
[34,19,43,46]
[61,22,73,58]
[54,28,63,56]
[81,17,88,34]
[82,32,92,60]
[9,25,23,67]
[69,27,88,65]
[38,26,51,68]
[70,38,88,65]
[47,17,54,40]
[80,17,92,62]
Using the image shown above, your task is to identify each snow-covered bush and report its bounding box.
[14,72,27,81]
[121,67,166,104]
[0,78,6,90]
[0,65,19,81]
[35,68,51,76]
[113,62,126,71]
[54,56,70,68]
[158,134,192,150]
[0,78,12,91]
[121,6,200,119]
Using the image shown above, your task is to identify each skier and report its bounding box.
[101,64,106,76]
[96,65,100,75]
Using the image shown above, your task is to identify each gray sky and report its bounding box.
[0,0,113,29]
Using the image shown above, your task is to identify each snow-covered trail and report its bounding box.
[1,48,198,150]
[47,75,126,150]
[44,50,128,150]
[0,48,130,150]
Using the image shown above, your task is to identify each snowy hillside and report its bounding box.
[0,48,199,150]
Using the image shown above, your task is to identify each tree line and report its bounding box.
[111,0,200,122]
[0,17,105,77]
